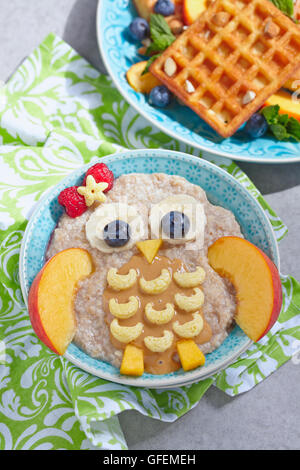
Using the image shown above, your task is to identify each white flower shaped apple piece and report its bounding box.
[77,175,108,206]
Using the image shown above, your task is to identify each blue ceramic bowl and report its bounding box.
[96,0,300,163]
[19,149,279,388]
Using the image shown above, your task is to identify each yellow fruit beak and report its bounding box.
[136,239,163,264]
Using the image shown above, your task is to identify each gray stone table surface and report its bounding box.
[0,0,299,450]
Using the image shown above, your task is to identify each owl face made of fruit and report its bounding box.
[57,163,209,375]
[28,163,282,378]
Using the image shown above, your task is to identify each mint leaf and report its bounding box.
[261,105,280,124]
[141,54,161,75]
[278,113,289,126]
[269,123,289,140]
[140,14,175,76]
[286,117,300,140]
[146,42,161,55]
[150,14,175,40]
[269,0,294,18]
[149,14,175,51]
[259,104,300,141]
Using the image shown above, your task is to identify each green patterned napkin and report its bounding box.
[0,33,300,450]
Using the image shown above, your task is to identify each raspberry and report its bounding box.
[83,163,114,192]
[58,186,88,218]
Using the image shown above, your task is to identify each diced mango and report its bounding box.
[176,339,205,371]
[126,61,161,94]
[120,344,144,376]
[264,90,300,122]
[136,239,163,264]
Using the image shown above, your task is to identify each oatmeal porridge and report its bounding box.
[46,172,242,374]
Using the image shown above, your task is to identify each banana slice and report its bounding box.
[107,268,137,291]
[174,288,204,312]
[149,194,206,246]
[173,313,204,338]
[144,330,174,352]
[145,302,175,325]
[109,296,139,319]
[110,318,143,343]
[174,266,206,288]
[139,268,171,294]
[86,203,146,253]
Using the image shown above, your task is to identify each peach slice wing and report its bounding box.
[208,236,282,342]
[28,248,93,355]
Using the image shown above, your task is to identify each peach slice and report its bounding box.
[183,0,207,25]
[264,90,300,122]
[207,237,282,342]
[28,248,93,355]
[132,0,156,21]
[126,61,161,94]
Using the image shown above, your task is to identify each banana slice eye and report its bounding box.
[173,313,204,338]
[107,268,137,291]
[109,296,139,319]
[144,330,174,352]
[174,267,206,288]
[174,288,205,312]
[139,268,171,294]
[149,195,206,247]
[110,318,143,343]
[145,303,175,325]
[86,203,146,253]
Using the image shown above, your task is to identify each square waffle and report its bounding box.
[150,0,300,138]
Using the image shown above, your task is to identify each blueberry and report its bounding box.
[149,85,172,107]
[161,211,190,239]
[129,17,150,41]
[103,220,130,247]
[154,0,175,16]
[245,113,268,139]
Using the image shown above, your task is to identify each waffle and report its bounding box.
[150,0,300,138]
[284,69,300,91]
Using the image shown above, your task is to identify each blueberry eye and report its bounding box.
[103,220,131,247]
[161,211,190,239]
